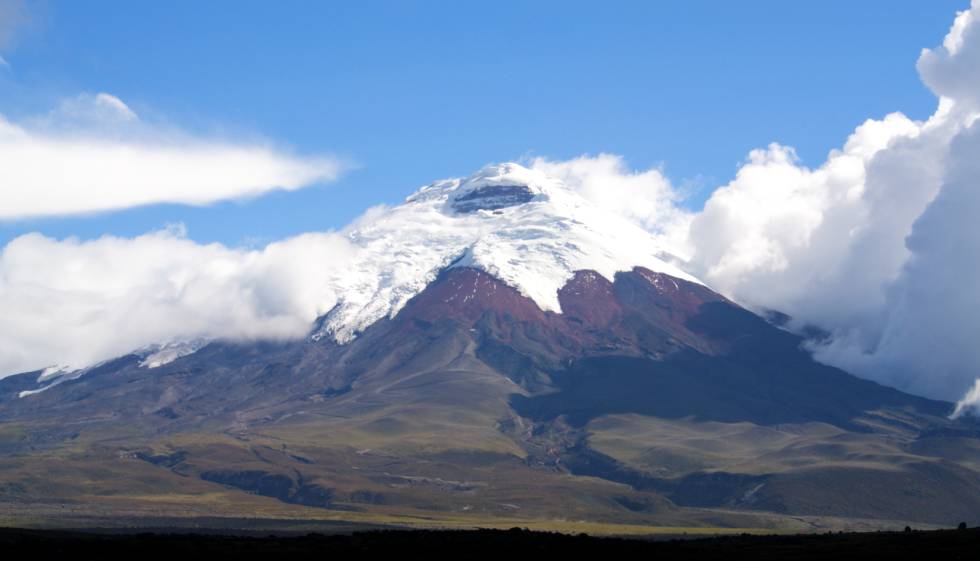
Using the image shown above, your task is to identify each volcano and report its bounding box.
[1,164,979,532]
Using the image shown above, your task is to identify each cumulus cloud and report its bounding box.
[671,0,980,408]
[0,93,344,220]
[0,226,357,376]
[517,3,980,410]
[685,111,944,352]
[819,119,980,402]
[529,154,693,258]
[918,0,980,110]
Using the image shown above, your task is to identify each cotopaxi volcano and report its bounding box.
[1,163,978,532]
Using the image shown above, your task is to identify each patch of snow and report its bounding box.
[138,339,208,369]
[20,339,207,392]
[18,381,63,398]
[21,364,93,398]
[312,162,702,343]
[38,365,72,383]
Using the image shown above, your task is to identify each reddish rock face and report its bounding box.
[379,265,948,429]
[611,267,733,355]
[389,265,738,362]
[558,270,622,328]
[396,268,551,326]
[388,268,575,360]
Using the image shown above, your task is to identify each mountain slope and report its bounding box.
[1,164,979,531]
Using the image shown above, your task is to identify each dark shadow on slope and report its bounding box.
[512,353,927,428]
[560,441,769,508]
[200,470,337,509]
[510,301,951,428]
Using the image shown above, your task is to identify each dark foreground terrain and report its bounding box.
[1,526,978,559]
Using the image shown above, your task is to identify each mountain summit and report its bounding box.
[312,162,696,343]
[1,163,979,531]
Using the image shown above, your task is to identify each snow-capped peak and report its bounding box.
[409,162,554,210]
[312,162,701,343]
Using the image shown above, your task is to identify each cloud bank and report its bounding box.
[0,226,356,376]
[529,154,694,258]
[680,0,980,413]
[0,93,343,220]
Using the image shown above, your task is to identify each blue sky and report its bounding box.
[0,0,966,247]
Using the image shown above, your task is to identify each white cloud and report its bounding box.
[0,93,344,220]
[684,111,940,351]
[942,5,975,55]
[952,379,980,419]
[514,3,980,410]
[0,226,357,376]
[529,154,693,258]
[0,55,8,68]
[918,0,980,110]
[816,117,980,401]
[47,92,139,125]
[673,0,980,408]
